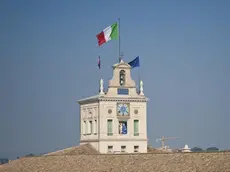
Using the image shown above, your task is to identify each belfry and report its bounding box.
[78,59,148,153]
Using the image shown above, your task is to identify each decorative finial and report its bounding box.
[119,52,124,63]
[99,78,104,95]
[140,80,144,95]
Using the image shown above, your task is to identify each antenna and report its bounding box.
[156,136,180,150]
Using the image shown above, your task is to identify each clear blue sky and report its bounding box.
[1,0,230,159]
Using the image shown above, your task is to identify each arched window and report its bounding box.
[119,70,125,86]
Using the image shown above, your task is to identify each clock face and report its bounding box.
[117,103,129,116]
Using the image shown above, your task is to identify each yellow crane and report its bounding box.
[156,136,180,149]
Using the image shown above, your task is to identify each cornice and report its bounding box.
[78,98,99,105]
[80,138,148,143]
[78,96,148,105]
[112,61,131,69]
[108,85,136,89]
[98,97,148,102]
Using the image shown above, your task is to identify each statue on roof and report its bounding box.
[99,78,104,95]
[140,80,144,95]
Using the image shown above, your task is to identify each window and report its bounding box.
[134,120,139,136]
[94,120,97,134]
[118,121,127,135]
[84,121,87,134]
[121,145,126,153]
[107,119,113,136]
[117,88,129,95]
[89,121,93,134]
[134,146,139,152]
[119,70,125,86]
[82,121,84,134]
[87,121,90,134]
[108,146,113,153]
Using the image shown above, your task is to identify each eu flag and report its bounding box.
[128,56,140,68]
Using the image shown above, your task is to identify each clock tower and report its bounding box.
[78,59,148,153]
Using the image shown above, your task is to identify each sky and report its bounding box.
[0,0,230,159]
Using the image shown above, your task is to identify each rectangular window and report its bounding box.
[108,146,113,153]
[89,121,93,134]
[134,120,139,136]
[134,146,139,152]
[121,145,126,153]
[94,120,97,134]
[118,121,128,135]
[107,119,113,136]
[117,88,129,95]
[84,121,87,134]
[82,121,84,134]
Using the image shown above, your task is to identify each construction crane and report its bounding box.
[156,136,180,149]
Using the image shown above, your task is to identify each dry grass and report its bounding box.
[1,144,230,172]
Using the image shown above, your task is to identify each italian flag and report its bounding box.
[96,23,118,46]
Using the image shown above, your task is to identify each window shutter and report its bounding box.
[134,120,139,136]
[107,119,113,135]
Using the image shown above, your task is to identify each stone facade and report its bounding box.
[78,60,148,153]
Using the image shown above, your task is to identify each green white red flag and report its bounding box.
[96,23,118,46]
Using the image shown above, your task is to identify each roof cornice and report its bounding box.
[99,97,148,102]
[78,95,148,105]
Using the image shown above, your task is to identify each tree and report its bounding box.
[24,154,35,157]
[206,147,219,152]
[191,147,203,152]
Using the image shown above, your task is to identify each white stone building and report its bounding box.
[182,144,191,152]
[78,59,148,153]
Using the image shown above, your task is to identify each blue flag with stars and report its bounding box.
[128,56,140,68]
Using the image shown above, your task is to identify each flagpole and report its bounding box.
[137,56,141,93]
[118,18,121,62]
[138,66,141,93]
[98,53,102,93]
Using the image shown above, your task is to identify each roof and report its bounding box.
[1,144,230,172]
[77,95,101,103]
[44,144,99,156]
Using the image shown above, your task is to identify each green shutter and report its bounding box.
[90,121,93,134]
[107,119,113,136]
[84,121,87,134]
[134,120,139,136]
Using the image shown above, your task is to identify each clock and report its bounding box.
[117,103,129,116]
